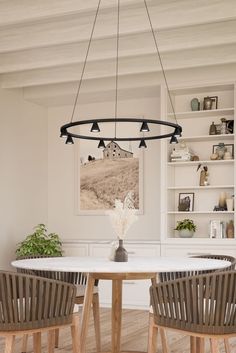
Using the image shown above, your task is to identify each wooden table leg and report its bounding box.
[112,279,122,353]
[80,274,95,353]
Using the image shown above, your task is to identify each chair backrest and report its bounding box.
[0,271,76,331]
[17,254,88,285]
[192,254,236,270]
[150,270,236,335]
[158,253,236,282]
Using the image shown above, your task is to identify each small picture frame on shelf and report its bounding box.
[178,193,194,212]
[212,143,234,158]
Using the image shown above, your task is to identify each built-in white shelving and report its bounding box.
[168,211,234,215]
[161,82,236,245]
[167,185,234,190]
[168,160,234,166]
[179,134,234,142]
[168,108,234,119]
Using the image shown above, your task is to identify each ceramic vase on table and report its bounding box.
[114,239,128,262]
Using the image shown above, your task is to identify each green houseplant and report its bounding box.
[16,223,63,258]
[174,219,197,238]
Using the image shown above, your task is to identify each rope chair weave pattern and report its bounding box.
[150,270,236,335]
[0,271,76,331]
[17,255,94,285]
[158,254,236,282]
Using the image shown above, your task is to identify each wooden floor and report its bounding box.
[0,308,235,353]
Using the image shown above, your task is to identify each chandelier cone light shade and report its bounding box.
[60,0,182,149]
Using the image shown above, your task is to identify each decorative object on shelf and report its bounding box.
[226,197,234,211]
[170,142,194,162]
[209,220,224,238]
[178,193,194,212]
[226,220,234,238]
[220,118,227,134]
[190,98,200,111]
[59,0,182,149]
[203,96,218,110]
[174,219,196,238]
[218,191,227,210]
[197,164,209,186]
[106,192,138,262]
[210,153,218,160]
[15,224,63,258]
[209,121,217,135]
[226,119,234,134]
[213,143,234,159]
[213,142,226,159]
[192,155,200,161]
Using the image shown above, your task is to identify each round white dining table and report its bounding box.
[12,256,230,353]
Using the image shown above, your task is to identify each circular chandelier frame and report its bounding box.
[61,118,181,142]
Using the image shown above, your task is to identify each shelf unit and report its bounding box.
[161,82,236,244]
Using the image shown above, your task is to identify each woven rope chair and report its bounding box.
[17,255,101,353]
[0,270,79,353]
[148,270,236,353]
[191,254,236,271]
[158,254,235,283]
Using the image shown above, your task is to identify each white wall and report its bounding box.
[0,88,48,269]
[48,92,161,241]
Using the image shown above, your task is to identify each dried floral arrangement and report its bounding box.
[106,192,138,239]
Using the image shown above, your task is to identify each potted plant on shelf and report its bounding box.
[174,219,196,238]
[16,223,63,258]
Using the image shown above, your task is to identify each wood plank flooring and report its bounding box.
[0,308,235,353]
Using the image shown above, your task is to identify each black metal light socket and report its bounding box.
[98,139,105,149]
[140,121,150,132]
[91,122,100,133]
[65,136,74,145]
[170,135,178,144]
[139,139,147,148]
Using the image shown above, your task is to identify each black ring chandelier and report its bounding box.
[60,0,182,149]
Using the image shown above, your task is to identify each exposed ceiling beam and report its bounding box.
[0,19,235,74]
[2,43,236,88]
[0,1,235,53]
[23,62,236,106]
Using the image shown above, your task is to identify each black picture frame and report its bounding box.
[212,144,234,158]
[178,193,194,212]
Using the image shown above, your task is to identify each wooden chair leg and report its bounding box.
[196,337,205,353]
[33,332,42,353]
[210,338,219,353]
[224,338,230,353]
[4,335,15,353]
[22,334,28,353]
[92,293,101,353]
[160,328,169,353]
[190,336,197,353]
[48,330,55,353]
[54,329,59,348]
[71,314,80,353]
[147,314,158,353]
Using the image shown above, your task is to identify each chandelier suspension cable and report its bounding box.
[69,0,102,124]
[143,0,178,125]
[60,0,182,147]
[114,0,121,139]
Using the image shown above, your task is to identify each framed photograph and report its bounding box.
[203,96,218,110]
[178,193,194,212]
[212,143,234,158]
[75,122,144,215]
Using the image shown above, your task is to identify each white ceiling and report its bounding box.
[0,0,236,106]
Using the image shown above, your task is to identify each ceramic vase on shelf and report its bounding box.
[114,239,128,262]
[226,220,234,238]
[219,192,227,209]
